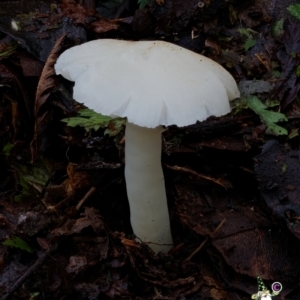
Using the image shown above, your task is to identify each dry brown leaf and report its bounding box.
[51,208,104,236]
[30,34,67,161]
[90,19,119,33]
[66,256,87,274]
[61,0,97,24]
[60,0,121,34]
[64,163,89,196]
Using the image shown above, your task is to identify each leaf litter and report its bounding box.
[1,0,300,299]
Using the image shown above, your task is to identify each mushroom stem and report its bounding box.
[124,122,173,253]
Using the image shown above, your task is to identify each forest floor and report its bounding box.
[1,0,300,299]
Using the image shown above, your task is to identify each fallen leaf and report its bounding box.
[30,34,67,161]
[89,19,119,33]
[66,256,87,274]
[51,208,104,236]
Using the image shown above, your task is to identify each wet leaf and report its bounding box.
[287,3,300,20]
[3,236,33,253]
[246,96,288,135]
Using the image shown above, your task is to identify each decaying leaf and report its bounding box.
[64,162,89,196]
[52,207,104,236]
[125,243,203,297]
[30,34,67,161]
[66,255,87,274]
[60,0,123,33]
[89,18,120,33]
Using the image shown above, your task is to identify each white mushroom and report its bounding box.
[55,39,240,253]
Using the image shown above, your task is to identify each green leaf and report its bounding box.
[272,70,281,78]
[2,143,14,156]
[62,109,125,135]
[244,38,256,51]
[271,18,284,38]
[287,3,300,20]
[238,27,257,51]
[13,159,52,202]
[246,96,288,136]
[138,0,151,9]
[3,236,33,253]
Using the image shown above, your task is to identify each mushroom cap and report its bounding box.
[55,39,240,128]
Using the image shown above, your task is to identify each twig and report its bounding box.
[76,186,96,211]
[164,164,231,189]
[1,245,55,300]
[184,218,226,262]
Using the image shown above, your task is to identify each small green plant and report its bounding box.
[238,27,257,51]
[287,3,300,20]
[246,96,288,136]
[61,108,125,136]
[3,236,33,253]
[3,144,52,202]
[271,18,284,38]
